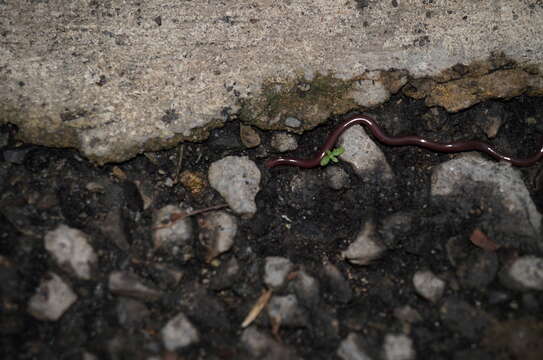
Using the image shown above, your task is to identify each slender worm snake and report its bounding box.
[265,114,543,169]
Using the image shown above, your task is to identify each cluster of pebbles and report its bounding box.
[1,99,543,359]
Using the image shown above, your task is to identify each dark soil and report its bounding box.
[1,94,543,360]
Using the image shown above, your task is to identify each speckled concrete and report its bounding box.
[1,0,542,163]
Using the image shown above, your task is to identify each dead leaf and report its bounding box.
[470,228,500,251]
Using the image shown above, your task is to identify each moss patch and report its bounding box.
[239,73,360,134]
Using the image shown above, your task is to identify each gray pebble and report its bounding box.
[264,256,293,289]
[382,334,415,360]
[431,156,542,249]
[476,102,505,139]
[324,166,350,190]
[208,156,261,217]
[499,256,543,291]
[289,269,320,308]
[198,210,237,261]
[378,212,413,249]
[152,205,193,257]
[241,326,298,360]
[271,132,298,152]
[337,332,373,360]
[342,222,386,265]
[413,270,446,302]
[284,116,302,128]
[161,312,200,351]
[28,273,77,321]
[44,224,97,280]
[338,124,394,182]
[163,177,175,187]
[267,294,308,328]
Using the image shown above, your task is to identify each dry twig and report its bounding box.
[153,203,228,230]
[241,289,272,328]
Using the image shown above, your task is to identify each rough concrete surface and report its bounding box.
[1,0,542,163]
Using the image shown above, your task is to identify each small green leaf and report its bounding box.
[332,146,345,156]
[320,156,330,166]
[321,147,345,166]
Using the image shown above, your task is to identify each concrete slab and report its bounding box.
[1,0,542,163]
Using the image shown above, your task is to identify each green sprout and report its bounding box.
[320,146,345,166]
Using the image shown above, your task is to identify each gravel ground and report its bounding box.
[1,95,543,360]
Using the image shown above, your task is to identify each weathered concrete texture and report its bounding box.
[405,67,543,112]
[1,1,542,163]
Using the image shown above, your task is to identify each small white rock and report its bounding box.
[271,132,298,152]
[342,222,385,265]
[290,269,320,307]
[153,205,193,250]
[325,166,350,190]
[337,332,373,360]
[44,225,97,280]
[241,326,273,358]
[284,116,302,128]
[500,256,543,291]
[28,273,77,321]
[241,326,296,359]
[338,125,393,181]
[431,156,542,240]
[382,334,415,360]
[413,270,446,302]
[208,156,261,217]
[198,210,237,261]
[264,256,293,289]
[267,294,307,327]
[161,312,200,351]
[481,115,503,139]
